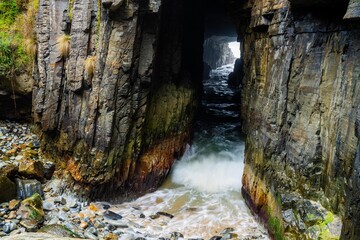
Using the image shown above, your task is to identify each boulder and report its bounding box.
[19,159,45,180]
[0,174,16,203]
[17,193,44,231]
[16,179,44,199]
[344,0,360,19]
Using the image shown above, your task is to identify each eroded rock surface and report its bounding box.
[33,0,203,199]
[233,0,360,238]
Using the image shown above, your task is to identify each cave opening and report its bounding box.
[196,0,243,133]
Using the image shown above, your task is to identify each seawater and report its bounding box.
[102,64,269,239]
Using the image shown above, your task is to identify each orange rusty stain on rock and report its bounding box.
[66,157,83,182]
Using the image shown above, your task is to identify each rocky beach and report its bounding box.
[0,121,268,240]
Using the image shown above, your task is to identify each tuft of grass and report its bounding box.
[56,34,71,59]
[24,37,37,57]
[84,55,96,78]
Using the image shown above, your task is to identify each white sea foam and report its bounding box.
[171,148,244,192]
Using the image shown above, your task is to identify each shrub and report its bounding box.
[0,34,28,77]
[0,0,39,77]
[84,56,96,78]
[56,34,71,59]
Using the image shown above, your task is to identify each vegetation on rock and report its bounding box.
[84,55,96,80]
[56,34,71,59]
[0,0,38,78]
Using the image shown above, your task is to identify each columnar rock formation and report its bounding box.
[233,0,360,238]
[30,0,360,238]
[33,0,203,199]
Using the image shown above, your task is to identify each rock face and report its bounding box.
[0,174,16,202]
[233,0,360,238]
[344,0,360,20]
[0,74,33,120]
[203,36,236,69]
[33,0,203,199]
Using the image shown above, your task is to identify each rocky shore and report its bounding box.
[0,121,267,240]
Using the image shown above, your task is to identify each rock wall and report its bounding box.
[33,0,203,199]
[0,74,33,120]
[235,0,360,238]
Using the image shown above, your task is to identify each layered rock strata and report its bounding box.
[33,0,203,199]
[235,0,360,238]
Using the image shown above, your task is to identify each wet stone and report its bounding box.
[209,236,222,240]
[102,204,111,210]
[94,220,105,229]
[283,209,296,225]
[8,200,21,211]
[104,233,119,240]
[84,229,98,240]
[150,214,160,220]
[16,179,43,200]
[43,162,55,180]
[157,211,174,219]
[103,210,122,220]
[222,233,237,239]
[7,211,16,219]
[3,221,17,233]
[54,197,66,205]
[170,232,184,240]
[43,200,55,211]
[220,227,234,235]
[80,221,88,229]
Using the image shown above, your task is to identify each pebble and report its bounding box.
[209,236,222,240]
[150,214,160,220]
[84,229,98,240]
[80,221,89,229]
[3,221,17,233]
[43,201,56,211]
[47,216,59,225]
[7,211,16,219]
[67,199,78,208]
[8,199,21,210]
[103,210,122,220]
[54,197,66,205]
[104,233,118,240]
[157,211,174,219]
[171,232,184,240]
[220,227,235,235]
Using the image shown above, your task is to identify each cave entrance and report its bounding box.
[197,0,243,129]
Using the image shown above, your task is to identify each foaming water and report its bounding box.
[99,65,268,239]
[171,146,244,192]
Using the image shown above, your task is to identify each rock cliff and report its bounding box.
[233,0,360,238]
[28,0,360,238]
[33,0,203,199]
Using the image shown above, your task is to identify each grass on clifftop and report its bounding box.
[0,0,38,78]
